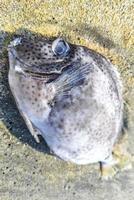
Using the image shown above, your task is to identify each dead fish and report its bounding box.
[8,36,124,178]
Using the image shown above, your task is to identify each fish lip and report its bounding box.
[24,71,60,82]
[24,69,61,76]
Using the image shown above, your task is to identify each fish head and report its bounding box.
[8,36,80,77]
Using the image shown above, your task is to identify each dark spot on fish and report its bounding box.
[58,123,63,129]
[34,47,40,51]
[37,53,41,57]
[52,57,56,60]
[75,52,79,56]
[60,118,64,123]
[35,44,39,47]
[37,103,40,108]
[81,53,85,56]
[29,46,33,49]
[41,44,44,48]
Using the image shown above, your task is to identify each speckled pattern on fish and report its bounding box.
[8,36,123,167]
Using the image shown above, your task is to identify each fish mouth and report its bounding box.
[24,69,60,81]
[15,65,61,82]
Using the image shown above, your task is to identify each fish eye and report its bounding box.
[52,38,70,56]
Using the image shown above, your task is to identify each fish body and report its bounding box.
[8,37,123,165]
